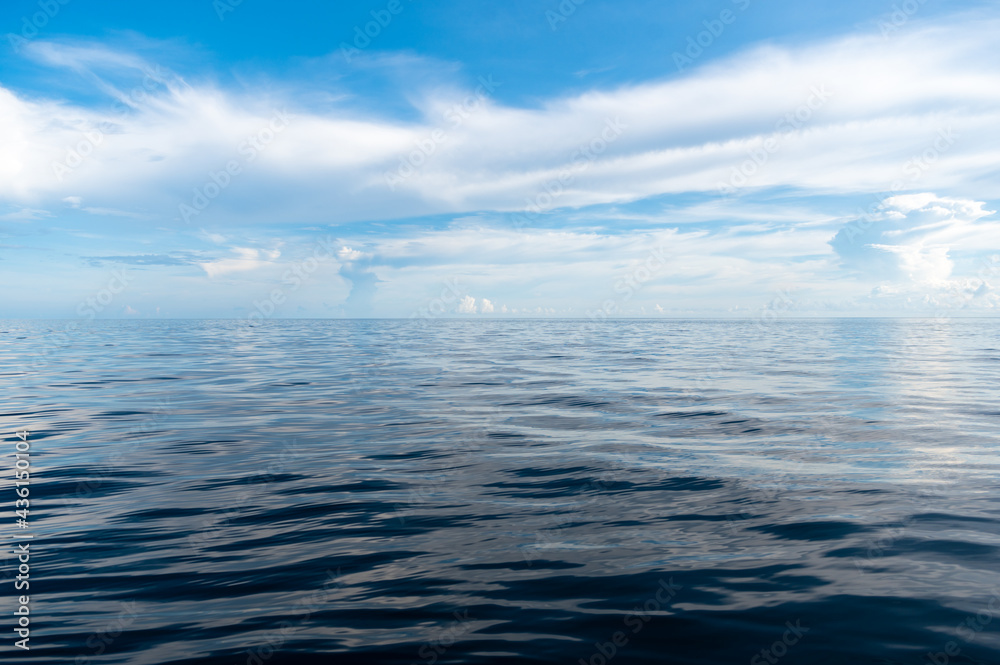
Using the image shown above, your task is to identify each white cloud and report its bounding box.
[199,247,281,278]
[2,17,1000,226]
[831,194,997,282]
[198,229,228,244]
[456,295,477,313]
[830,193,1000,311]
[337,246,367,262]
[6,15,1000,317]
[0,207,51,222]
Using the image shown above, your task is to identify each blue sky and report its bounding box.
[2,0,999,318]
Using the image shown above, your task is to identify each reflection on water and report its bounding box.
[2,319,999,664]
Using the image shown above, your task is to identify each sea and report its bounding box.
[2,318,999,664]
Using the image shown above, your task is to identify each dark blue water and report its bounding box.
[3,319,1000,664]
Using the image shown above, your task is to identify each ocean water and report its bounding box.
[2,318,1000,665]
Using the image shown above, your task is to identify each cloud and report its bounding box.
[197,229,228,244]
[64,195,147,218]
[456,295,476,313]
[337,247,367,262]
[85,253,196,267]
[830,193,1000,311]
[336,246,379,315]
[6,14,1000,317]
[0,207,50,222]
[830,194,997,282]
[199,247,280,278]
[1,16,999,228]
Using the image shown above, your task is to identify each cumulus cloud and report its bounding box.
[830,193,1000,311]
[337,247,367,262]
[830,194,997,282]
[199,247,280,278]
[456,295,477,314]
[336,246,379,316]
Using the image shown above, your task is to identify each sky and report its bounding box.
[2,0,1000,319]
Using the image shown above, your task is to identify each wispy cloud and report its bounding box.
[4,10,1000,316]
[0,207,51,222]
[2,18,999,225]
[85,254,198,267]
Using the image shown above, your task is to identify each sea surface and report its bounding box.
[2,319,1000,665]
